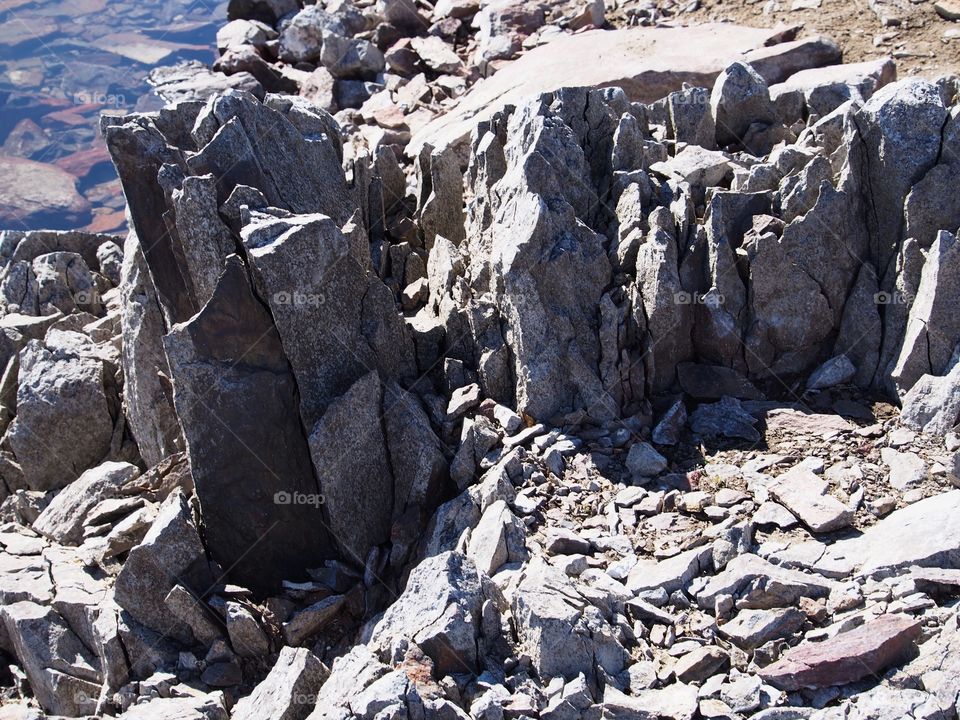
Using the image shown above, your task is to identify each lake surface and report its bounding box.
[0,0,226,233]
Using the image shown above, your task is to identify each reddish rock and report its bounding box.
[0,155,91,229]
[760,614,921,691]
[54,147,112,180]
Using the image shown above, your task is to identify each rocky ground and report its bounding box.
[0,0,959,719]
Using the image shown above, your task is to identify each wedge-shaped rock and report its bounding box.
[33,461,139,545]
[1,601,101,716]
[232,647,327,720]
[697,553,836,610]
[760,614,920,690]
[627,546,712,595]
[114,490,213,644]
[369,552,505,675]
[513,558,627,680]
[164,256,334,592]
[240,213,415,428]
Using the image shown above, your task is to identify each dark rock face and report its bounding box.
[103,91,447,592]
[163,256,335,592]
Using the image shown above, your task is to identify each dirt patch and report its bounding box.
[635,0,960,79]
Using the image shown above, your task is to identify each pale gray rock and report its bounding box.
[5,340,113,491]
[626,546,712,595]
[854,78,947,276]
[626,441,668,478]
[32,461,139,545]
[698,553,836,610]
[891,231,960,395]
[278,6,347,63]
[880,447,927,490]
[118,233,182,467]
[768,467,854,533]
[900,363,960,435]
[369,552,505,675]
[466,499,527,576]
[718,607,806,650]
[283,595,345,647]
[826,490,960,576]
[225,602,270,659]
[711,62,779,148]
[1,601,100,716]
[113,491,212,645]
[807,355,856,390]
[231,647,327,720]
[513,558,627,680]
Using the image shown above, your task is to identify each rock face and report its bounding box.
[103,92,446,591]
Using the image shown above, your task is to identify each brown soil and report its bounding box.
[650,0,960,79]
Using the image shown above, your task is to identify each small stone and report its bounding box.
[626,441,668,478]
[880,447,927,490]
[674,646,729,683]
[544,527,591,556]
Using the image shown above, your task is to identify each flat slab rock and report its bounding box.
[410,24,839,153]
[768,467,854,533]
[759,614,921,690]
[827,490,960,576]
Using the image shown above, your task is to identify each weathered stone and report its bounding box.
[760,614,920,690]
[719,607,806,650]
[627,546,712,595]
[827,490,960,576]
[690,397,761,442]
[698,553,836,610]
[163,256,334,592]
[674,646,729,683]
[5,340,113,491]
[513,559,626,680]
[283,595,345,647]
[226,602,270,659]
[768,468,854,533]
[370,552,503,675]
[626,441,668,478]
[231,647,327,720]
[32,461,139,545]
[711,62,779,148]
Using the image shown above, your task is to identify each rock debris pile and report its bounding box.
[1,0,960,719]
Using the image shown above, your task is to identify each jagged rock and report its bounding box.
[225,602,270,658]
[231,647,327,720]
[891,231,960,395]
[467,499,527,575]
[32,461,139,545]
[760,614,920,690]
[807,355,856,390]
[4,339,114,491]
[283,595,345,647]
[626,441,668,479]
[1,601,100,716]
[369,552,505,675]
[690,397,761,442]
[113,490,213,644]
[855,79,947,279]
[513,558,627,680]
[626,546,711,595]
[880,447,926,490]
[118,233,182,467]
[674,646,729,683]
[698,553,836,610]
[899,363,960,435]
[769,57,896,119]
[768,467,854,533]
[711,62,779,148]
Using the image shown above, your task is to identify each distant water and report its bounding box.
[0,0,227,233]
